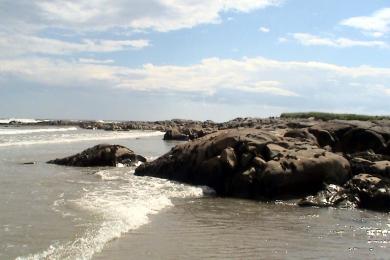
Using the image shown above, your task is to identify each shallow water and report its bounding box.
[0,125,389,259]
[96,198,390,259]
[0,126,205,259]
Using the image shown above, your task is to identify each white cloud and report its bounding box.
[236,81,297,96]
[1,56,390,107]
[0,0,278,58]
[0,35,149,56]
[0,0,281,33]
[79,58,114,64]
[340,8,390,37]
[278,37,288,43]
[259,26,270,33]
[292,33,388,48]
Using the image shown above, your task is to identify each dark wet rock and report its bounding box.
[135,129,350,199]
[345,174,390,211]
[298,184,358,208]
[48,144,146,167]
[299,173,390,211]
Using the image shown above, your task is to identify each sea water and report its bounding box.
[0,125,389,259]
[0,126,206,259]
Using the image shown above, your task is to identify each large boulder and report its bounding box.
[135,129,350,199]
[48,144,146,167]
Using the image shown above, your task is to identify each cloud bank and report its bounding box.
[1,56,389,101]
[0,0,281,33]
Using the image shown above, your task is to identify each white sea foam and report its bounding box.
[0,130,164,147]
[18,171,207,260]
[0,127,78,135]
[0,118,43,124]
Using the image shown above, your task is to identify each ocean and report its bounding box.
[0,125,389,259]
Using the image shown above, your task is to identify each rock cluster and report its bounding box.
[136,119,390,211]
[41,116,390,211]
[136,129,350,199]
[48,144,146,167]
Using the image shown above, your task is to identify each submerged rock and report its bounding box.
[298,184,358,208]
[48,144,146,167]
[135,129,350,199]
[299,173,390,211]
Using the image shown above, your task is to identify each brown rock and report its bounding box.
[136,128,351,199]
[220,147,238,169]
[48,144,146,167]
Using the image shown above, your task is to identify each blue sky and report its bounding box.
[0,0,390,121]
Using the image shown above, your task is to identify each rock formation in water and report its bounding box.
[135,119,390,211]
[136,128,350,198]
[48,144,146,167]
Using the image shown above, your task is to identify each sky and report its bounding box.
[0,0,390,121]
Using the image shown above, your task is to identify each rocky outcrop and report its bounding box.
[308,120,390,154]
[48,144,146,167]
[341,128,387,154]
[135,119,390,211]
[135,129,350,199]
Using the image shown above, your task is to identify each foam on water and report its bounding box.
[0,118,43,124]
[0,129,164,147]
[17,168,209,260]
[0,127,78,135]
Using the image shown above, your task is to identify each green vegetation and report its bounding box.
[280,112,390,121]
